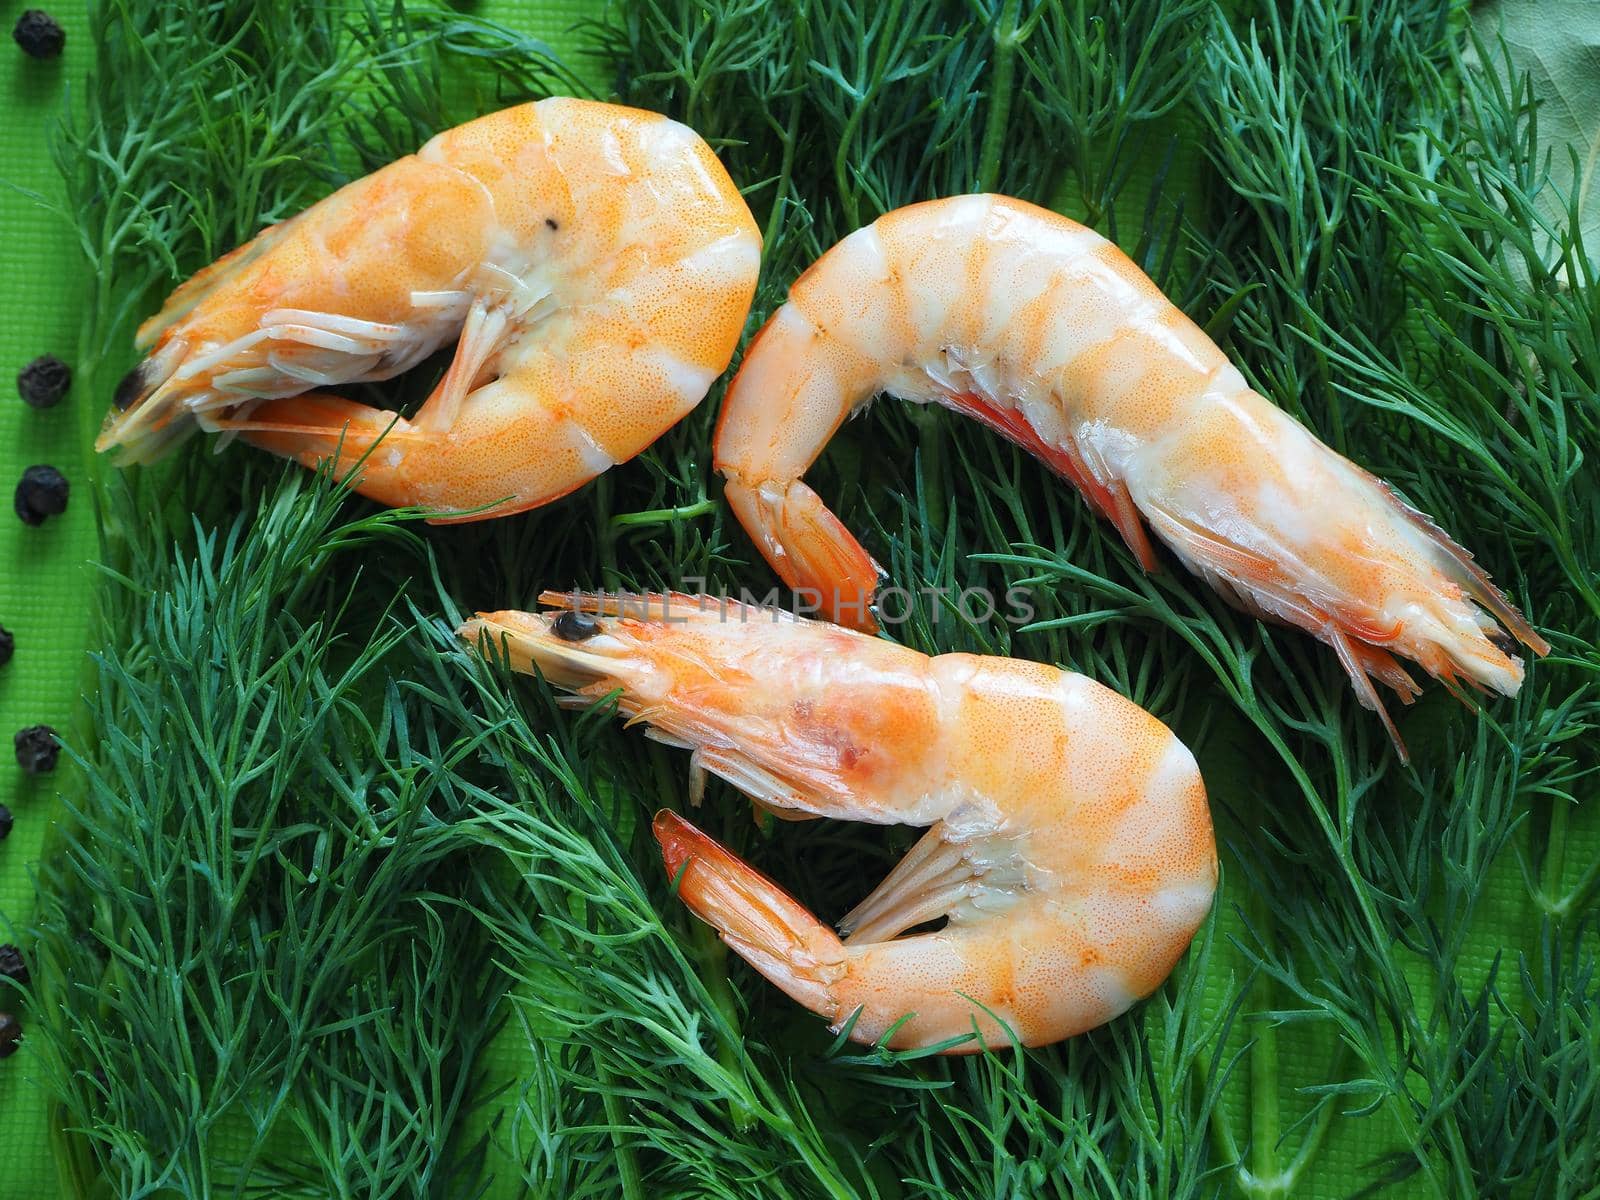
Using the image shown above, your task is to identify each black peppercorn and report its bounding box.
[17,355,71,408]
[14,465,69,525]
[0,1013,20,1059]
[0,805,11,839]
[0,945,27,989]
[0,623,12,668]
[14,725,59,774]
[12,10,64,58]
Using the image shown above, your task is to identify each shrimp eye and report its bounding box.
[113,364,147,411]
[551,610,600,641]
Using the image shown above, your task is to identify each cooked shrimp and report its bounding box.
[714,194,1548,755]
[460,591,1217,1052]
[98,98,761,520]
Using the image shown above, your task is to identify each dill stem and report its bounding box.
[1247,900,1281,1192]
[69,295,112,741]
[1540,795,1570,909]
[975,0,1021,194]
[1279,1048,1344,1190]
[916,409,947,534]
[692,919,756,1132]
[73,285,111,499]
[833,0,905,229]
[595,473,621,590]
[1536,796,1600,917]
[1552,855,1600,919]
[610,499,718,528]
[1249,718,1460,1198]
[596,1062,646,1200]
[762,93,803,254]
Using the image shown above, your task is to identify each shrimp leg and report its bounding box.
[410,297,512,434]
[202,295,498,440]
[214,297,550,519]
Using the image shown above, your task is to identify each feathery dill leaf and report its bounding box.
[1187,4,1600,1196]
[29,2,575,1195]
[30,466,508,1197]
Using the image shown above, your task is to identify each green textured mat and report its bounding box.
[1,6,97,1193]
[0,4,1591,1198]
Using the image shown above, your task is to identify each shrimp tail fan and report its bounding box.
[654,810,846,1014]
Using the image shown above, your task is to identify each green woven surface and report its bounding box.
[1,5,97,1193]
[0,5,1589,1197]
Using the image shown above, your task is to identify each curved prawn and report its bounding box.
[714,194,1548,755]
[99,98,761,521]
[461,592,1217,1052]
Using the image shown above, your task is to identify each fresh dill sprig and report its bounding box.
[1185,4,1600,1196]
[26,2,578,1196]
[28,465,507,1197]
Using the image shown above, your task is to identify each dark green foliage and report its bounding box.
[22,0,1600,1197]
